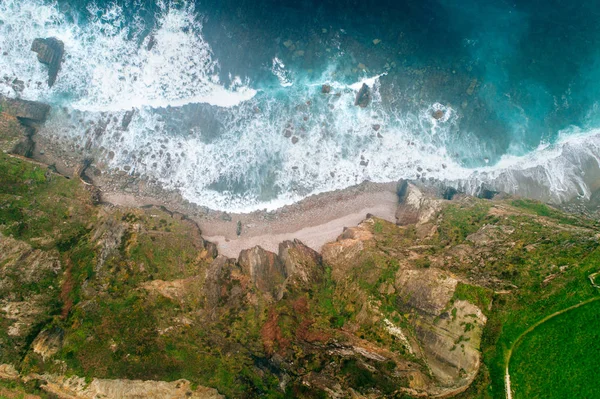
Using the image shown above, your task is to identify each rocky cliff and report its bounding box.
[1,102,599,398]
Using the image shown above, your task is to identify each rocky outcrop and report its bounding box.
[31,37,64,87]
[395,181,443,227]
[31,327,64,361]
[354,83,371,108]
[238,246,287,299]
[8,372,223,399]
[278,239,323,290]
[0,111,34,155]
[204,255,243,311]
[0,96,51,155]
[396,268,486,391]
[0,364,19,380]
[0,96,50,123]
[0,234,62,352]
[321,221,374,281]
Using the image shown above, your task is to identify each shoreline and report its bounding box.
[102,181,400,257]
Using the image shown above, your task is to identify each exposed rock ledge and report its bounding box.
[1,366,223,399]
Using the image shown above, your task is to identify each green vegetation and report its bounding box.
[0,378,53,398]
[510,198,595,227]
[2,148,600,399]
[510,299,600,399]
[0,151,93,248]
[453,283,493,316]
[436,200,492,245]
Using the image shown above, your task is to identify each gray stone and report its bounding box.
[31,37,64,87]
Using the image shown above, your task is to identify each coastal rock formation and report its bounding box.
[2,120,599,398]
[396,268,486,388]
[0,234,62,357]
[238,246,287,298]
[31,37,64,87]
[3,370,223,399]
[278,239,323,289]
[355,83,371,107]
[0,96,51,123]
[395,180,443,226]
[0,96,51,155]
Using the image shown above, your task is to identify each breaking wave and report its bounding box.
[1,0,599,212]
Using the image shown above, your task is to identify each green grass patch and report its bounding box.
[0,152,93,248]
[437,200,493,245]
[453,282,493,315]
[510,299,600,399]
[510,199,596,228]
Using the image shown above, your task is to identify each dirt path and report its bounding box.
[504,295,600,399]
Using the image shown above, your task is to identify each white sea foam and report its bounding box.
[271,57,293,87]
[2,0,599,213]
[0,0,255,109]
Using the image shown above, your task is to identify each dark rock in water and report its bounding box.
[31,37,64,87]
[11,78,24,93]
[372,124,381,131]
[146,35,156,51]
[354,83,371,108]
[0,95,50,123]
[121,109,135,130]
[291,136,299,144]
[321,84,331,94]
[283,128,293,138]
[433,110,445,120]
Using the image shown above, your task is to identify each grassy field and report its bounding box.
[509,299,600,399]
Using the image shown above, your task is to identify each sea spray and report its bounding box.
[2,0,600,212]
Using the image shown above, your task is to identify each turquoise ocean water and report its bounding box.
[1,0,600,211]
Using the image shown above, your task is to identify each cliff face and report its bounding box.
[1,106,600,398]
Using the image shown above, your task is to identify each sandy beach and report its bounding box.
[102,181,400,258]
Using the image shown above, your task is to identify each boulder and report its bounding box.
[238,246,287,299]
[432,110,445,120]
[354,83,371,108]
[31,37,64,87]
[321,84,331,94]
